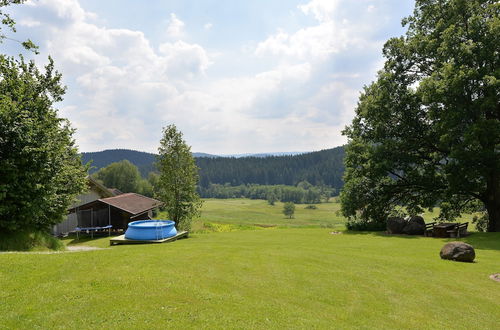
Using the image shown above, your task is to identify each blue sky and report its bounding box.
[4,0,414,154]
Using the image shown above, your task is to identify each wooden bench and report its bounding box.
[424,222,436,237]
[446,222,469,238]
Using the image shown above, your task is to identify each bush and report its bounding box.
[345,219,386,231]
[0,230,65,251]
[283,202,295,219]
[472,213,488,232]
[304,205,317,209]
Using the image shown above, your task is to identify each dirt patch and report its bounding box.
[489,273,500,282]
[0,246,107,254]
[66,245,107,252]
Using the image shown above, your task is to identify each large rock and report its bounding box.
[440,242,475,262]
[407,215,425,226]
[402,215,425,235]
[387,217,406,234]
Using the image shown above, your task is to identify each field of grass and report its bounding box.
[1,198,498,328]
[161,198,477,232]
[195,198,345,230]
[1,228,499,328]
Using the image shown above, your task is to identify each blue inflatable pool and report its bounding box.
[125,220,177,240]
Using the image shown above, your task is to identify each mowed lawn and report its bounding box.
[1,227,499,329]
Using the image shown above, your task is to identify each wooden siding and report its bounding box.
[53,188,106,236]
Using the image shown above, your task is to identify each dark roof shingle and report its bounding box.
[98,193,163,215]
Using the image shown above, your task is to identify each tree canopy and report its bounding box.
[93,159,153,196]
[341,0,499,231]
[0,1,87,232]
[156,125,202,231]
[283,202,295,219]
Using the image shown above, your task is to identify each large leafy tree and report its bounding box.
[341,0,499,231]
[94,160,142,193]
[94,160,154,196]
[0,1,87,232]
[156,124,202,231]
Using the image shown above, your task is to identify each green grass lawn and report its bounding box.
[1,199,498,328]
[160,198,477,232]
[193,198,346,230]
[1,229,499,328]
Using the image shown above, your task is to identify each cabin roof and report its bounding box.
[69,193,163,215]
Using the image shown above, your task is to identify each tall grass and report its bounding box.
[0,230,64,251]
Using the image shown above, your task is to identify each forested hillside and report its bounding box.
[82,147,346,192]
[82,149,215,176]
[82,149,157,176]
[196,147,345,191]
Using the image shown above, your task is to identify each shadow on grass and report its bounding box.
[342,230,500,251]
[461,232,500,251]
[65,232,118,245]
[342,231,421,239]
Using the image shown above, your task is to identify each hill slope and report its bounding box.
[82,149,217,176]
[82,146,345,190]
[82,149,157,176]
[196,146,345,190]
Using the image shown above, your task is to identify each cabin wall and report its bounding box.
[52,189,104,236]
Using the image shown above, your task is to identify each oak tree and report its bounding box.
[341,0,499,231]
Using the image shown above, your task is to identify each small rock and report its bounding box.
[489,274,500,282]
[387,217,406,234]
[440,242,475,262]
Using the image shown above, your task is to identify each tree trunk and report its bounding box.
[486,201,500,232]
[485,172,500,232]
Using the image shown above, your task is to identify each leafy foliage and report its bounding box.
[156,125,202,231]
[341,0,500,231]
[282,202,295,219]
[93,160,153,196]
[82,149,158,177]
[0,1,38,53]
[198,183,332,204]
[0,55,87,232]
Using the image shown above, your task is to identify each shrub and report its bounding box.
[0,230,65,251]
[345,219,386,231]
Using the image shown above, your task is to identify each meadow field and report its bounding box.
[1,199,499,329]
[186,198,476,232]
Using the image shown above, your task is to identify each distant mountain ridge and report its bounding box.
[196,146,345,191]
[81,147,346,190]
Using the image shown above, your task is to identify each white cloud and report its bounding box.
[7,0,407,154]
[166,13,184,39]
[298,0,340,22]
[158,41,211,79]
[18,18,41,27]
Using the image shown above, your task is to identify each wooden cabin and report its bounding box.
[52,176,118,236]
[67,193,163,232]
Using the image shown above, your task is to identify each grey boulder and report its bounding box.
[402,216,425,235]
[440,242,475,262]
[387,217,406,234]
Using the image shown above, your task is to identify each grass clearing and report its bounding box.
[1,198,498,328]
[170,198,346,232]
[1,229,499,328]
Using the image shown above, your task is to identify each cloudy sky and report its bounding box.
[4,0,414,154]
